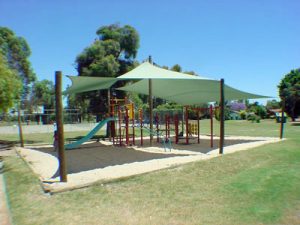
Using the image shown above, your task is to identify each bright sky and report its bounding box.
[1,0,299,103]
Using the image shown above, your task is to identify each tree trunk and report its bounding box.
[291,103,295,122]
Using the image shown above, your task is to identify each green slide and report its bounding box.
[65,117,115,150]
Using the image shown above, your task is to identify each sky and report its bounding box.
[1,0,300,104]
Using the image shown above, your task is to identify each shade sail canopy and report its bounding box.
[64,76,117,94]
[64,61,269,104]
[64,61,214,95]
[118,79,269,105]
[118,61,212,80]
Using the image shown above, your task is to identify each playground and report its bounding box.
[4,119,299,225]
[12,62,285,193]
[1,66,293,221]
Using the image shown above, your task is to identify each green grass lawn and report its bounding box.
[2,120,300,225]
[0,119,285,145]
[0,130,106,145]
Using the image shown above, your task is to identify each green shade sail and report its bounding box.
[64,76,117,94]
[64,61,269,104]
[117,79,269,105]
[117,61,211,80]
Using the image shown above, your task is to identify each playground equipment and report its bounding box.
[173,105,215,148]
[64,103,217,151]
[109,97,136,146]
[64,94,217,151]
[65,117,116,150]
[108,98,175,151]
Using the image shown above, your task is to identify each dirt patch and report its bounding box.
[33,142,188,177]
[16,135,281,193]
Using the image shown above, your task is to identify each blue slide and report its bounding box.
[65,117,115,150]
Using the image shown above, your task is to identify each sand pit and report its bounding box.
[16,135,282,193]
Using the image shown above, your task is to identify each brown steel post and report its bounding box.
[197,109,200,144]
[108,89,111,141]
[149,78,153,146]
[17,103,24,147]
[139,109,143,146]
[148,55,153,146]
[185,106,189,144]
[280,99,285,139]
[167,115,170,138]
[125,107,129,145]
[219,79,225,154]
[156,113,159,143]
[175,114,179,144]
[132,103,135,145]
[182,107,184,134]
[55,71,67,182]
[210,105,213,148]
[111,99,115,145]
[118,107,122,146]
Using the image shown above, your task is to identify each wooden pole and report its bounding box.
[167,115,170,138]
[107,89,111,141]
[156,113,159,143]
[139,109,143,146]
[149,78,153,146]
[17,103,24,147]
[219,78,225,154]
[148,55,153,146]
[118,107,122,146]
[210,105,213,148]
[185,106,189,144]
[175,114,179,144]
[280,99,285,139]
[55,71,67,182]
[132,103,135,145]
[197,109,200,144]
[125,107,129,145]
[182,106,184,134]
[111,98,115,145]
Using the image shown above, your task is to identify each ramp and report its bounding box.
[65,117,115,150]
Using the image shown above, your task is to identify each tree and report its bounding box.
[72,24,140,120]
[214,105,231,121]
[30,80,55,110]
[278,69,300,121]
[266,99,280,110]
[0,27,36,98]
[171,64,182,72]
[184,71,197,75]
[247,102,267,119]
[0,53,22,113]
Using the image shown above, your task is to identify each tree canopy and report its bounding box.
[278,69,300,120]
[30,80,55,110]
[76,23,140,78]
[0,53,22,112]
[0,27,36,97]
[72,24,140,119]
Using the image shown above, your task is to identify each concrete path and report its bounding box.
[0,122,104,134]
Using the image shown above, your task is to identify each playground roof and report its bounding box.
[64,76,116,94]
[64,61,269,104]
[117,79,267,105]
[117,61,212,80]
